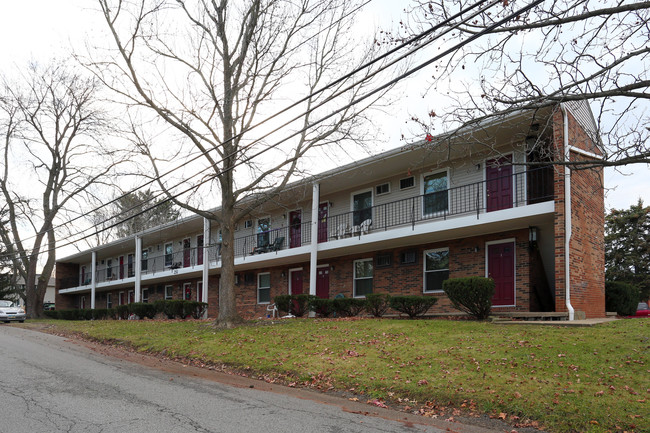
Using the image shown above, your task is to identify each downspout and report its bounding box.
[560,103,575,321]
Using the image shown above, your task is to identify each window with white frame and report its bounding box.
[164,243,173,267]
[422,171,448,215]
[257,273,271,304]
[423,248,450,292]
[375,182,390,196]
[106,293,112,309]
[400,176,415,190]
[353,259,373,297]
[141,249,148,272]
[141,288,149,303]
[164,285,173,300]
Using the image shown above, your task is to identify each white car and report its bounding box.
[0,300,26,323]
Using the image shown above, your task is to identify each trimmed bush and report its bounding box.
[310,298,335,317]
[115,304,130,320]
[606,281,640,316]
[57,309,85,320]
[91,308,110,320]
[43,310,59,319]
[443,277,495,320]
[129,302,157,319]
[332,298,366,317]
[185,301,208,319]
[293,294,316,317]
[364,293,391,317]
[274,295,293,315]
[389,295,437,318]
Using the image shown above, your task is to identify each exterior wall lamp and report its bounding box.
[529,226,538,250]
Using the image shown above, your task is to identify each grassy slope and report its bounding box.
[45,318,648,433]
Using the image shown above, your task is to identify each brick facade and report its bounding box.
[552,107,605,319]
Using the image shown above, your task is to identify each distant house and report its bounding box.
[55,102,605,319]
[12,274,56,307]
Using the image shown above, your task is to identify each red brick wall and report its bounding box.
[552,107,605,318]
[230,229,535,319]
[55,263,79,310]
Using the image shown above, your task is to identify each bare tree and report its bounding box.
[91,0,392,327]
[398,0,650,167]
[0,61,121,318]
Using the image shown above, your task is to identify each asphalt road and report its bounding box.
[0,326,498,433]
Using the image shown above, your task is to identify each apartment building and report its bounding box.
[55,102,605,319]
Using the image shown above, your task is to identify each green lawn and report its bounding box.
[37,318,648,432]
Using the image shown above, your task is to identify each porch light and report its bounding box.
[529,226,538,250]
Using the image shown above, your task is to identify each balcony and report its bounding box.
[234,167,553,258]
[66,167,552,290]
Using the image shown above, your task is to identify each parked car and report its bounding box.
[43,302,55,311]
[634,302,650,317]
[0,300,26,323]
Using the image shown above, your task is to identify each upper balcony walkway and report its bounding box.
[61,167,553,292]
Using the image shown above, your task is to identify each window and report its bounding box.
[376,253,392,268]
[106,293,112,309]
[424,248,450,292]
[165,243,173,267]
[400,176,415,190]
[106,259,113,279]
[81,266,88,285]
[197,282,203,303]
[353,259,373,297]
[244,219,253,229]
[258,273,271,304]
[141,288,149,303]
[197,235,204,265]
[375,182,390,195]
[257,217,271,248]
[141,249,148,272]
[400,250,417,265]
[423,171,448,215]
[352,190,372,226]
[127,254,134,277]
[164,285,173,300]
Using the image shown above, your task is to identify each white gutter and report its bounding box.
[560,103,575,321]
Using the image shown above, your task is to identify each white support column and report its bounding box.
[135,236,142,302]
[91,251,97,309]
[309,183,320,301]
[202,218,210,317]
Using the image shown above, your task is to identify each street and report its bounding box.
[0,326,497,433]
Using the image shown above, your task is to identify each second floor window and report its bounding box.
[423,171,448,216]
[165,243,173,267]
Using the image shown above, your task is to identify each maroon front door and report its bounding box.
[486,155,513,212]
[184,283,192,300]
[119,256,124,279]
[316,266,330,298]
[318,203,328,243]
[128,290,135,304]
[488,242,515,306]
[290,270,303,295]
[183,238,191,267]
[289,210,302,248]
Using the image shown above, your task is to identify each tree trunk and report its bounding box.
[215,201,244,327]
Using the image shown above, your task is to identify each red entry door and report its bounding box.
[289,210,302,248]
[488,242,515,306]
[290,270,303,295]
[119,256,125,279]
[316,267,330,299]
[486,155,513,212]
[128,290,135,304]
[318,203,328,243]
[184,283,192,300]
[183,238,191,267]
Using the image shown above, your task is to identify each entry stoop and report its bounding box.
[491,312,570,321]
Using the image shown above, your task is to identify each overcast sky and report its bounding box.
[0,0,647,212]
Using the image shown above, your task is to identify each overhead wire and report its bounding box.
[2,0,540,262]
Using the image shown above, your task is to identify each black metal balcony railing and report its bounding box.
[77,167,552,286]
[233,167,552,259]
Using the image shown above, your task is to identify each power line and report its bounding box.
[2,0,536,262]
